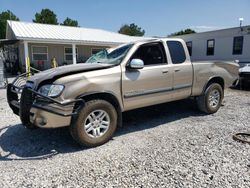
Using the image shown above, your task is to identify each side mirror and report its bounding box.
[129,59,144,69]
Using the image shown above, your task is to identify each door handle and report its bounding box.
[174,69,180,72]
[162,69,168,74]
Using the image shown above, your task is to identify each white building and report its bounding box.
[175,25,250,67]
[2,21,144,72]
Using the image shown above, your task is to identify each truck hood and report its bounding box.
[29,63,113,88]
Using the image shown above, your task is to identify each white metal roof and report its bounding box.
[172,25,250,40]
[7,21,146,45]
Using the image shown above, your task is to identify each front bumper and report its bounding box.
[7,75,84,128]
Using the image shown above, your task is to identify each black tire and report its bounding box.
[70,99,117,147]
[196,83,223,114]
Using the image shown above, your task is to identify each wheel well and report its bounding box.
[81,93,121,110]
[205,77,225,91]
[77,92,123,127]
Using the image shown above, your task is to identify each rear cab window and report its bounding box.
[167,41,186,64]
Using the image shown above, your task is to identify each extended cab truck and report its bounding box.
[7,39,239,147]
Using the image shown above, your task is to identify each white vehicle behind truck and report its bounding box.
[239,64,250,87]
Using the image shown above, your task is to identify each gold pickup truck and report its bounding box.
[7,38,239,147]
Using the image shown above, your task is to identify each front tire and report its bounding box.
[70,99,117,147]
[196,83,223,114]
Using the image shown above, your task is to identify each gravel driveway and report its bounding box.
[0,88,250,188]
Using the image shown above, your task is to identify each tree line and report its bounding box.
[0,9,79,39]
[0,9,196,39]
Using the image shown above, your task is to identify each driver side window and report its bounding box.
[131,42,167,66]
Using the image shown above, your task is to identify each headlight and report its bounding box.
[38,84,64,97]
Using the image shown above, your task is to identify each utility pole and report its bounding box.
[239,18,244,31]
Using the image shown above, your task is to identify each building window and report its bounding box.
[186,41,192,56]
[233,36,244,55]
[64,47,78,61]
[167,41,186,64]
[91,48,103,55]
[32,46,48,61]
[207,39,215,56]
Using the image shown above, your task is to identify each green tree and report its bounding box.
[61,17,79,27]
[33,9,58,25]
[0,10,19,39]
[170,28,196,36]
[118,23,145,36]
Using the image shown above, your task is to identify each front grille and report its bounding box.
[12,75,28,88]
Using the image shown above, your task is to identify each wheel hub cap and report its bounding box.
[84,110,110,138]
[208,89,220,108]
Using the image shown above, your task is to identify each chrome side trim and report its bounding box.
[173,83,192,90]
[124,84,192,98]
[124,87,172,98]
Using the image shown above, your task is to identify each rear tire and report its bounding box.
[70,99,117,147]
[196,83,223,114]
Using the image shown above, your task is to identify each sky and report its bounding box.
[0,0,250,37]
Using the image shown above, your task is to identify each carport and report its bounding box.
[0,39,20,87]
[0,39,20,73]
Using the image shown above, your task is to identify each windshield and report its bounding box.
[85,44,133,65]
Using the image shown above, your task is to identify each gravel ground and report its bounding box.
[0,87,250,188]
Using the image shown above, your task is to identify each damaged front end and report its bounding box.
[7,73,84,129]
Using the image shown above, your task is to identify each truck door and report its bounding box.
[122,42,173,111]
[166,40,193,100]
